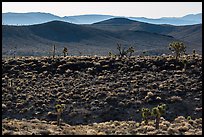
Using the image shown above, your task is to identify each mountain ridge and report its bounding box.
[2,12,202,26]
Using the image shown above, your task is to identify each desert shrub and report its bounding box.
[187,116,192,121]
[169,96,182,102]
[142,51,147,56]
[63,47,68,57]
[108,52,116,58]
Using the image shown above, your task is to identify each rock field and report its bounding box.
[2,55,202,135]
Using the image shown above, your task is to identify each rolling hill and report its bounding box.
[90,18,202,50]
[2,18,202,56]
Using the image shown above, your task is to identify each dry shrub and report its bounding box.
[169,96,182,102]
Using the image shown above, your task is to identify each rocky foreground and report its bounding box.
[2,55,202,135]
[2,116,202,135]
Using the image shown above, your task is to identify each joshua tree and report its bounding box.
[55,104,65,126]
[141,108,151,125]
[151,104,167,129]
[169,41,186,60]
[127,46,135,57]
[117,43,128,58]
[116,43,135,58]
[63,47,68,57]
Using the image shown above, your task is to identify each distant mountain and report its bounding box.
[93,18,137,25]
[2,12,202,26]
[2,12,63,25]
[90,18,202,46]
[63,14,115,24]
[128,13,202,26]
[2,19,201,56]
[2,12,114,25]
[181,13,202,22]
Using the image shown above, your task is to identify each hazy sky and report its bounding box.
[2,2,202,18]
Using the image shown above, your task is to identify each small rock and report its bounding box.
[3,130,14,135]
[2,104,7,109]
[38,129,51,135]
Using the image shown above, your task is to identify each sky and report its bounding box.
[2,2,202,18]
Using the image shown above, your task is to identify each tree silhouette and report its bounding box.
[169,41,186,60]
[63,47,68,57]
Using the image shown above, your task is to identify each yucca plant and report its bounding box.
[55,104,65,126]
[169,41,186,60]
[63,47,68,57]
[117,43,128,58]
[141,108,151,125]
[127,46,135,57]
[117,43,135,58]
[151,104,167,129]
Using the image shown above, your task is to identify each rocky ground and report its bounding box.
[2,55,202,135]
[2,116,202,135]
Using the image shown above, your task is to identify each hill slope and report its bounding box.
[2,55,202,129]
[90,18,202,52]
[2,20,185,56]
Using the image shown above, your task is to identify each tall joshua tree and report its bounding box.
[141,108,151,125]
[117,43,135,58]
[55,104,65,126]
[169,41,186,60]
[151,104,167,129]
[117,43,128,58]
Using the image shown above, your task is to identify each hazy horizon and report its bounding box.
[2,2,202,19]
[2,11,202,19]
